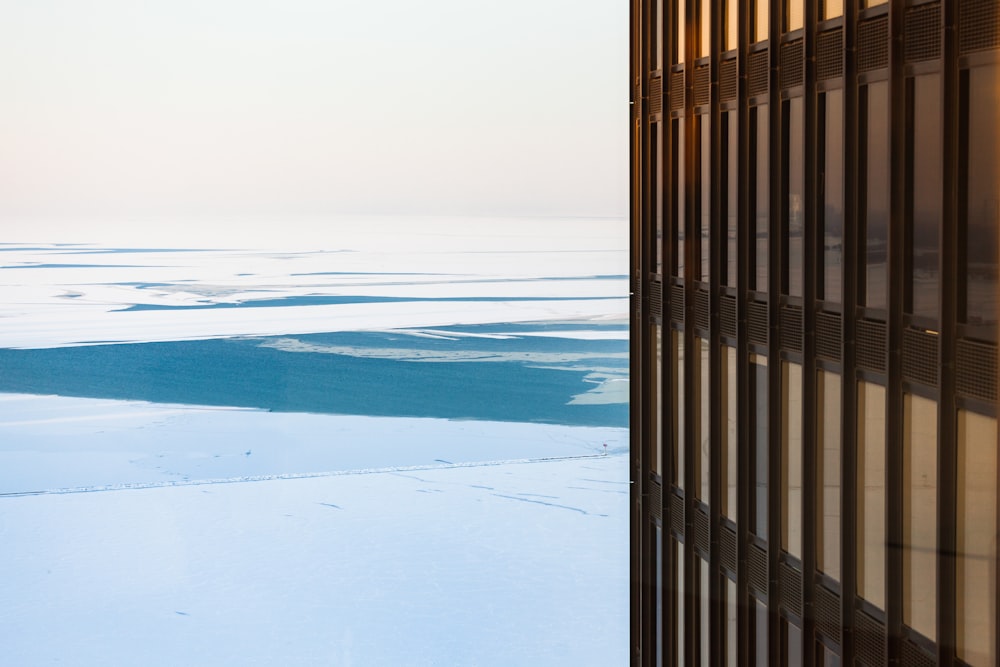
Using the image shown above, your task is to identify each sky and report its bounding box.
[0,0,628,245]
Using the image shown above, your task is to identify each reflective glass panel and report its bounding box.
[725,111,738,287]
[753,105,770,291]
[857,381,886,609]
[908,75,941,322]
[823,0,844,19]
[725,0,738,51]
[903,393,937,640]
[755,597,768,666]
[656,0,664,69]
[822,89,844,304]
[656,527,664,665]
[864,82,889,310]
[700,118,711,283]
[726,578,738,667]
[782,362,803,557]
[700,0,711,58]
[786,0,803,32]
[817,370,842,580]
[723,347,738,519]
[677,539,686,664]
[655,125,664,275]
[783,619,802,665]
[786,97,804,297]
[676,120,686,278]
[957,410,998,666]
[963,65,1000,338]
[674,330,685,489]
[699,338,711,502]
[754,0,769,43]
[653,326,663,476]
[700,558,711,664]
[676,0,686,62]
[753,354,769,539]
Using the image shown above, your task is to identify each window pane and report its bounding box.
[822,89,844,304]
[857,381,886,609]
[823,0,844,20]
[653,326,663,476]
[963,65,1000,338]
[657,527,664,665]
[957,410,998,666]
[785,97,804,298]
[863,0,887,7]
[700,0,711,58]
[782,362,803,557]
[674,330,686,489]
[676,0,686,62]
[903,393,937,640]
[726,578,738,667]
[725,0,738,51]
[786,0,803,32]
[863,82,889,310]
[700,118,711,283]
[783,619,803,665]
[753,105,770,291]
[677,539,686,664]
[655,125,664,275]
[656,0,664,69]
[700,559,711,664]
[754,0,769,43]
[699,338,711,502]
[755,597,769,666]
[817,370,842,580]
[753,354,769,539]
[908,75,942,321]
[725,111,738,287]
[723,346,738,519]
[676,120,686,278]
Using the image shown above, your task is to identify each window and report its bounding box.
[857,381,886,609]
[784,97,804,298]
[698,338,711,502]
[820,89,844,305]
[675,120,687,278]
[903,393,937,640]
[674,330,686,489]
[817,370,842,580]
[785,0,804,32]
[652,327,663,477]
[723,111,738,287]
[906,75,942,323]
[782,362,803,557]
[957,410,998,666]
[700,117,711,283]
[752,105,770,292]
[723,346,738,519]
[862,82,889,311]
[754,0,769,43]
[752,354,769,539]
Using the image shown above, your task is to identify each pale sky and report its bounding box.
[0,0,627,245]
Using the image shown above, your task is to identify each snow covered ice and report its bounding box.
[0,217,629,666]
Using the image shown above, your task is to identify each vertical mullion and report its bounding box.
[937,0,960,660]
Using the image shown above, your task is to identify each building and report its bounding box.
[628,0,999,663]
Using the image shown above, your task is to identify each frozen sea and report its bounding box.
[0,217,630,666]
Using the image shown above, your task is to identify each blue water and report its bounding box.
[0,323,628,427]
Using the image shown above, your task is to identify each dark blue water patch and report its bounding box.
[0,331,628,427]
[116,294,622,311]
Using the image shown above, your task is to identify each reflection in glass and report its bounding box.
[823,0,844,20]
[963,65,1000,338]
[723,347,738,519]
[673,330,685,489]
[821,644,842,667]
[755,597,768,666]
[725,0,738,51]
[752,354,769,539]
[907,75,941,321]
[700,558,711,664]
[783,619,803,665]
[700,0,711,58]
[903,393,937,640]
[700,118,711,283]
[676,120,686,278]
[786,0,803,32]
[656,526,664,665]
[957,410,997,666]
[863,82,889,310]
[655,125,664,275]
[753,105,770,291]
[863,0,887,7]
[754,0,769,43]
[782,362,803,557]
[817,370,842,580]
[727,578,738,667]
[821,89,844,304]
[857,381,886,609]
[653,326,663,476]
[676,0,686,63]
[656,0,664,69]
[725,111,738,287]
[677,539,686,665]
[698,338,711,502]
[785,97,804,297]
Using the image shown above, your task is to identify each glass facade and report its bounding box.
[632,0,999,663]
